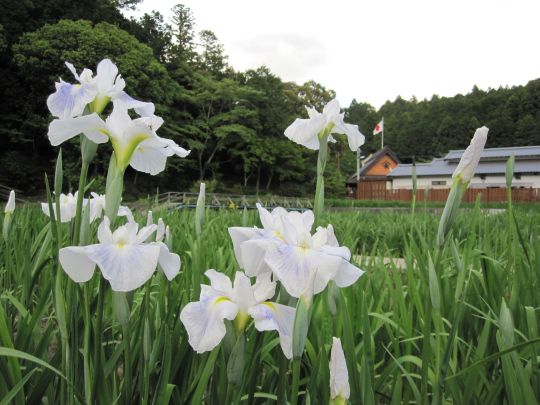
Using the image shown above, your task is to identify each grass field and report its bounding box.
[1,199,539,404]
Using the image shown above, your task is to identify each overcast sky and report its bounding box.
[126,0,540,109]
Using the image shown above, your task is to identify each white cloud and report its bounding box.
[231,33,327,81]
[126,0,540,108]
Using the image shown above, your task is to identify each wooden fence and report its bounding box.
[158,192,313,210]
[357,186,540,203]
[0,184,23,202]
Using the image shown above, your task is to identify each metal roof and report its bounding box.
[444,145,540,161]
[389,158,540,178]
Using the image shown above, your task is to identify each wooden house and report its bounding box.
[345,146,400,198]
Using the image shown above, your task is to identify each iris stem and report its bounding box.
[421,250,442,403]
[420,296,432,403]
[314,134,329,227]
[245,332,263,404]
[122,321,132,404]
[277,355,288,404]
[91,277,106,404]
[105,154,124,223]
[290,358,302,405]
[142,283,151,405]
[73,160,89,246]
[82,285,91,402]
[225,383,235,405]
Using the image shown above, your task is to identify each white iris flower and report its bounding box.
[284,99,365,151]
[58,216,180,291]
[88,192,133,223]
[180,270,295,358]
[48,101,190,175]
[228,203,288,276]
[41,192,132,223]
[146,216,181,281]
[47,59,154,119]
[41,192,78,223]
[229,205,364,298]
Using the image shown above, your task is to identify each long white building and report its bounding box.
[388,145,540,189]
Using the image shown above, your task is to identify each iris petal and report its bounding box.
[250,302,295,359]
[180,292,238,353]
[228,226,258,269]
[48,114,108,146]
[59,246,96,283]
[85,243,160,292]
[156,242,181,280]
[284,116,326,150]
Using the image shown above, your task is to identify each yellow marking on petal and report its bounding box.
[318,122,335,139]
[90,96,111,114]
[111,132,152,170]
[262,302,276,310]
[233,310,250,333]
[214,296,230,304]
[298,241,310,255]
[115,241,128,250]
[273,230,284,241]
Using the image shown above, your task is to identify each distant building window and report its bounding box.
[432,180,446,186]
[480,174,486,180]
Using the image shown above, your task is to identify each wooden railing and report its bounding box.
[158,192,314,210]
[357,186,540,203]
[0,184,24,202]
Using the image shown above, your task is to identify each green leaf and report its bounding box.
[191,348,219,404]
[428,254,440,311]
[0,347,68,381]
[447,337,540,380]
[0,368,37,405]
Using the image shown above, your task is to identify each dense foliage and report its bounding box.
[1,202,540,403]
[1,0,540,197]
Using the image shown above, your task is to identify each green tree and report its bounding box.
[127,11,172,63]
[515,114,537,145]
[345,99,378,154]
[179,73,260,181]
[197,30,228,76]
[241,66,308,192]
[8,19,179,190]
[170,3,197,65]
[0,0,135,43]
[286,80,336,112]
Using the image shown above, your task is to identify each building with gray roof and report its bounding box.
[388,145,540,190]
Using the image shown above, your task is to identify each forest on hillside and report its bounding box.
[1,0,540,197]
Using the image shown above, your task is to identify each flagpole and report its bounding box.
[381,117,384,149]
[356,147,360,183]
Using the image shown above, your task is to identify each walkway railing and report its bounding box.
[158,192,313,211]
[0,184,24,202]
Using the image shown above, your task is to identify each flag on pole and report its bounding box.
[373,118,384,135]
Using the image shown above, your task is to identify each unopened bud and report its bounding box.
[452,126,488,183]
[195,182,206,238]
[4,190,15,214]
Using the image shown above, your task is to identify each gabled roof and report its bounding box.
[444,145,540,162]
[346,146,400,183]
[389,145,540,178]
